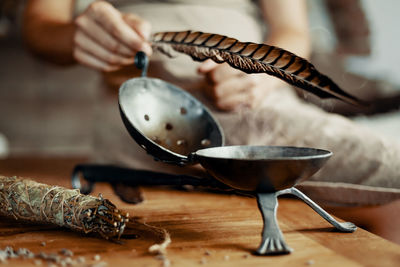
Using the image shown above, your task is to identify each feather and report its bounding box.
[151,30,364,106]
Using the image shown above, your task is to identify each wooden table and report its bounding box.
[1,157,399,266]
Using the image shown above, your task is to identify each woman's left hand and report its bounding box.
[198,59,284,111]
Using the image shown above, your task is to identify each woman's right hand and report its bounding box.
[74,1,152,72]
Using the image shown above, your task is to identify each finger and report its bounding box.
[87,2,152,55]
[75,14,133,57]
[217,86,267,111]
[215,91,249,111]
[123,13,152,40]
[198,59,218,73]
[213,76,254,99]
[74,30,135,66]
[209,63,244,83]
[74,47,120,72]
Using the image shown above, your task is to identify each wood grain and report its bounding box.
[0,157,399,266]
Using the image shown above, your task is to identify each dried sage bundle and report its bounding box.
[0,176,128,239]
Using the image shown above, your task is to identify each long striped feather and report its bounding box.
[151,30,364,106]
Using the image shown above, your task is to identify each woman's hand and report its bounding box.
[198,60,283,111]
[74,1,152,72]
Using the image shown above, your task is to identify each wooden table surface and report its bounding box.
[0,157,399,267]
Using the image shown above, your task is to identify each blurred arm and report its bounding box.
[260,0,311,58]
[23,0,76,64]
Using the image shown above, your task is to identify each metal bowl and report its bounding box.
[194,146,332,192]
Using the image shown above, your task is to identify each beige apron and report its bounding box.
[76,0,400,206]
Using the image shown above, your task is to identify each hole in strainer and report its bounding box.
[165,123,173,131]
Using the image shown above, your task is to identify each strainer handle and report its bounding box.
[134,51,149,77]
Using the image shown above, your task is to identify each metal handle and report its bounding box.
[134,51,149,77]
[277,187,357,232]
[71,164,230,194]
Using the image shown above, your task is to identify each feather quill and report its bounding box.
[151,30,364,106]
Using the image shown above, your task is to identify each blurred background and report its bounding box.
[0,0,399,159]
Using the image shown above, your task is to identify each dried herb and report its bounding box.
[0,176,128,239]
